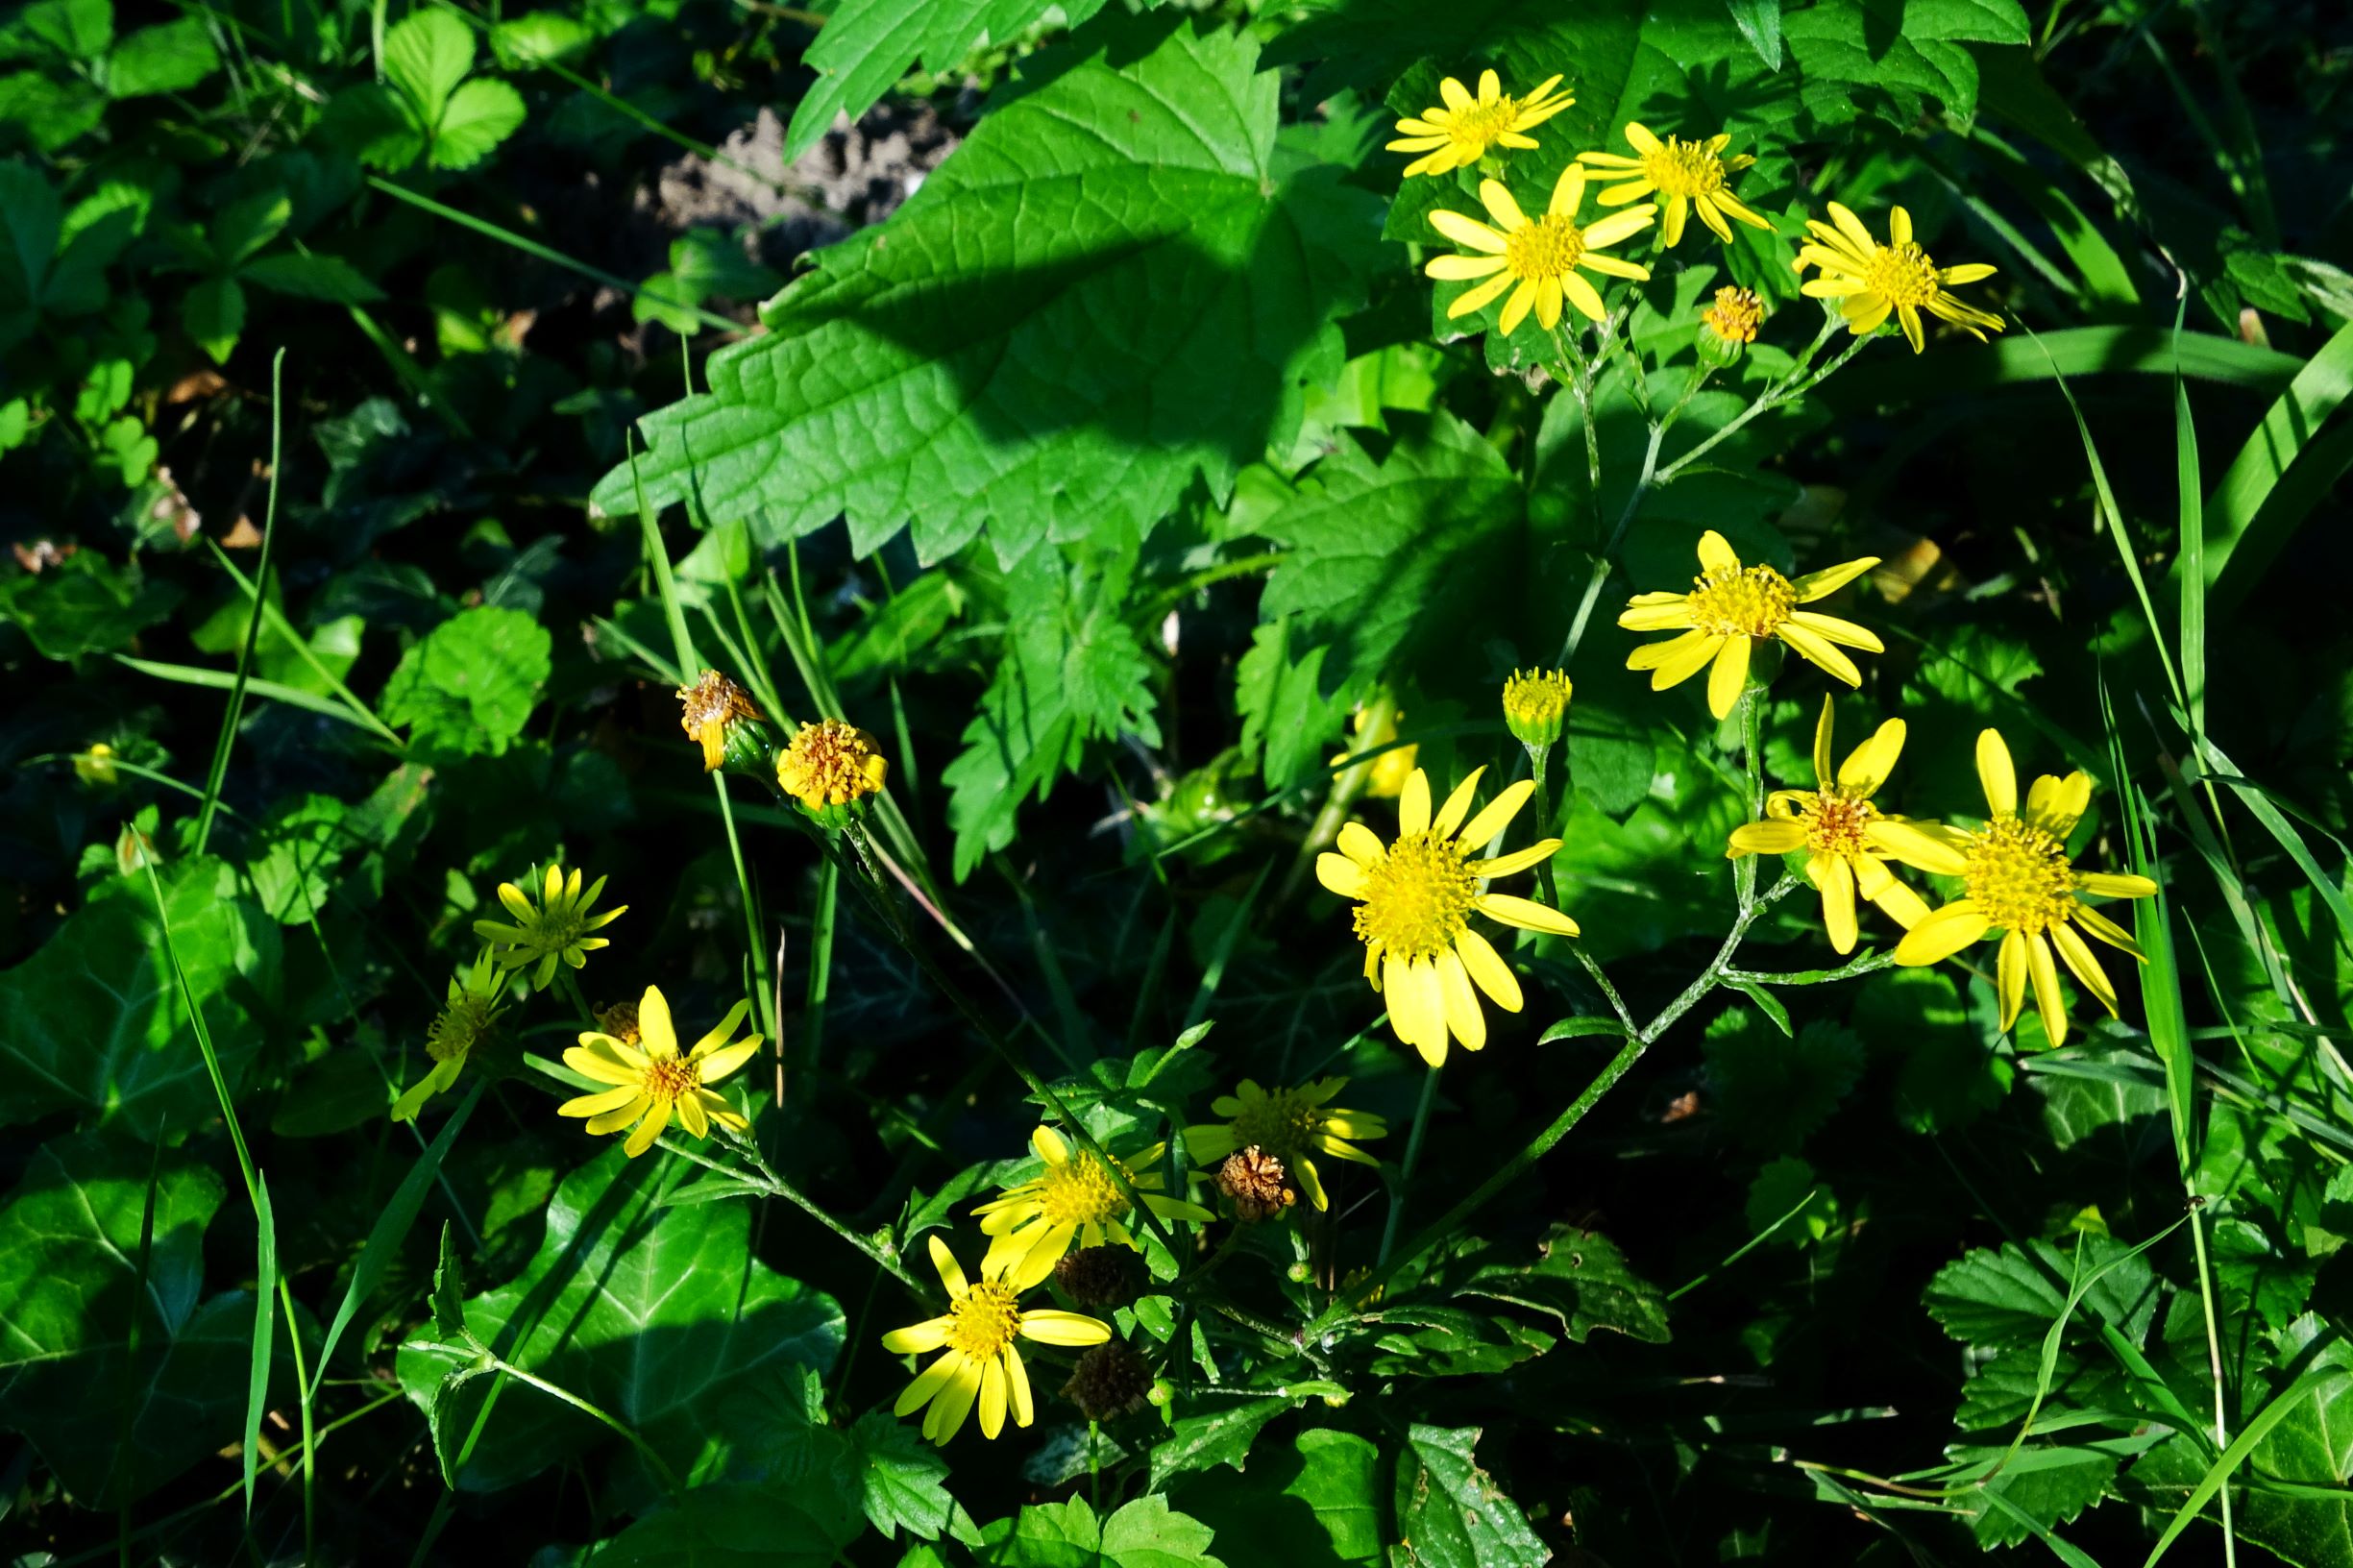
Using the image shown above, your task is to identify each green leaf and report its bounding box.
[594,1481,867,1566]
[1172,1428,1383,1567]
[1149,1395,1296,1486]
[377,604,551,759]
[209,191,290,269]
[0,549,180,660]
[1924,1237,2163,1349]
[429,1221,469,1341]
[1726,0,1783,69]
[0,159,60,306]
[0,1133,267,1507]
[979,1493,1228,1567]
[239,250,383,304]
[1699,1012,1864,1154]
[395,1149,846,1493]
[329,83,429,172]
[943,536,1159,879]
[429,77,526,171]
[852,1409,956,1541]
[781,0,1112,161]
[1947,1438,2136,1549]
[106,16,216,94]
[1234,618,1350,792]
[1781,0,2027,124]
[1446,1223,1671,1345]
[184,273,244,364]
[1256,413,1522,706]
[0,858,275,1139]
[1391,1425,1547,1568]
[590,21,1380,567]
[382,10,474,123]
[15,0,110,61]
[490,12,591,67]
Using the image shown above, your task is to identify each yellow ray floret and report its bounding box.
[1576,121,1771,248]
[1796,203,2002,354]
[557,984,762,1157]
[1388,68,1574,178]
[1619,529,1882,720]
[1726,698,1937,954]
[881,1236,1111,1445]
[969,1125,1211,1291]
[1426,165,1656,334]
[1317,766,1578,1067]
[1875,729,2158,1045]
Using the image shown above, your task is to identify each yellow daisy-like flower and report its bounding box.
[1875,730,2159,1046]
[1501,668,1573,752]
[1334,702,1416,798]
[1387,69,1574,179]
[882,1236,1111,1445]
[776,717,889,812]
[392,949,507,1122]
[473,864,626,992]
[1796,203,2002,354]
[1317,766,1579,1066]
[1703,285,1765,345]
[1182,1078,1386,1213]
[1427,166,1656,334]
[1619,530,1883,721]
[1725,698,1933,954]
[971,1126,1212,1291]
[676,669,765,772]
[1576,122,1771,248]
[557,984,761,1157]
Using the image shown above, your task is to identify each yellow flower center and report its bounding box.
[1861,242,1942,307]
[1802,791,1878,857]
[1502,669,1572,728]
[427,993,497,1064]
[1703,286,1763,344]
[1352,831,1477,964]
[1040,1151,1132,1227]
[1640,137,1726,198]
[778,718,888,807]
[945,1282,1021,1359]
[1686,564,1797,638]
[1504,214,1586,283]
[1961,818,2076,935]
[644,1053,701,1103]
[1443,96,1521,156]
[1232,1088,1323,1159]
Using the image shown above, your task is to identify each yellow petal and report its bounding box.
[1705,633,1751,719]
[1581,206,1657,249]
[895,1351,961,1416]
[1317,852,1368,900]
[1454,928,1523,1011]
[1387,954,1447,1058]
[2027,930,2067,1045]
[1498,277,1538,334]
[1426,254,1510,280]
[1476,893,1580,938]
[1436,951,1486,1051]
[922,1359,981,1445]
[1634,629,1725,690]
[622,1098,671,1158]
[1430,209,1507,254]
[1548,163,1587,218]
[927,1234,968,1297]
[1457,777,1535,852]
[1697,530,1741,576]
[978,1356,1007,1439]
[1003,1345,1034,1429]
[638,985,677,1058]
[2077,870,2157,899]
[2051,922,2120,1016]
[1618,596,1696,632]
[1786,610,1882,651]
[1814,852,1858,954]
[1866,819,1968,876]
[1398,769,1431,836]
[1467,838,1562,878]
[1811,696,1838,785]
[1976,730,2018,817]
[1728,819,1809,857]
[1337,821,1385,867]
[1624,121,1662,154]
[1478,178,1528,231]
[1561,271,1609,324]
[674,1090,710,1139]
[1893,900,1990,966]
[1774,620,1861,687]
[1017,1310,1113,1347]
[1447,270,1517,320]
[882,1316,951,1354]
[1837,719,1905,797]
[560,1084,642,1118]
[1031,1124,1071,1165]
[1793,551,1879,599]
[2026,772,2094,838]
[1996,929,2029,1031]
[1433,767,1487,840]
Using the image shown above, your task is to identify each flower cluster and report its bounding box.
[1402,68,2001,355]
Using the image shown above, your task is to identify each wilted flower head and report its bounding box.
[676,669,768,773]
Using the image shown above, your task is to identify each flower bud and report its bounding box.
[1500,668,1572,754]
[1698,286,1763,366]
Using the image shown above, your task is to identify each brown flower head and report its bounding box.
[677,670,766,772]
[1062,1342,1154,1422]
[1217,1145,1297,1223]
[1054,1245,1142,1311]
[777,718,890,814]
[595,998,642,1045]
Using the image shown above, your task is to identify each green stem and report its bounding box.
[801,854,839,1082]
[274,1276,316,1567]
[486,1355,683,1500]
[1654,315,1862,487]
[1376,1065,1442,1268]
[2188,1200,2239,1563]
[718,1125,925,1294]
[194,351,285,855]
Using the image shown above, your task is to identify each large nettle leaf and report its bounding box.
[590,18,1382,568]
[0,1134,271,1507]
[396,1149,846,1493]
[0,856,278,1139]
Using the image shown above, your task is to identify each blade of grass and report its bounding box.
[1826,325,2301,405]
[2143,1362,2349,1566]
[340,299,476,439]
[2174,303,2207,739]
[202,540,404,747]
[1967,125,2141,315]
[799,855,837,1083]
[195,351,286,856]
[114,654,391,735]
[242,1173,276,1518]
[2178,321,2353,612]
[115,1129,164,1565]
[2189,736,2353,954]
[367,178,739,334]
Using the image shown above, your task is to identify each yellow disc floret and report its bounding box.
[1642,135,1728,197]
[1351,832,1479,964]
[777,717,889,811]
[1959,817,2076,936]
[1039,1151,1132,1228]
[1686,564,1800,638]
[944,1280,1022,1360]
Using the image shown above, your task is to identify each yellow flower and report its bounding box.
[473,864,626,992]
[1427,166,1655,334]
[557,984,761,1157]
[1576,122,1770,248]
[1796,203,2002,354]
[1182,1078,1386,1212]
[1702,285,1765,345]
[1387,69,1574,179]
[675,669,765,772]
[1317,766,1578,1066]
[74,743,118,787]
[882,1236,1111,1445]
[1501,668,1573,751]
[1875,730,2159,1046]
[1725,698,1933,954]
[1333,703,1415,798]
[393,949,507,1121]
[776,717,889,812]
[971,1126,1212,1291]
[1619,530,1882,720]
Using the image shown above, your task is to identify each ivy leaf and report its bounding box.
[394,1150,846,1494]
[1391,1425,1548,1568]
[589,20,1381,568]
[1254,412,1522,707]
[781,0,1115,162]
[0,857,276,1139]
[1172,1428,1382,1567]
[0,1134,270,1507]
[979,1493,1227,1567]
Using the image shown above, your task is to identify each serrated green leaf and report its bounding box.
[378,604,551,758]
[1392,1424,1547,1568]
[979,1493,1227,1567]
[1781,0,2027,125]
[382,10,474,123]
[430,76,526,170]
[239,250,384,304]
[1447,1223,1671,1345]
[395,1150,846,1493]
[852,1409,956,1541]
[429,1221,469,1341]
[1172,1428,1382,1567]
[1924,1237,2163,1349]
[107,16,216,95]
[590,21,1380,567]
[1700,1012,1864,1154]
[0,1133,268,1507]
[1149,1395,1296,1486]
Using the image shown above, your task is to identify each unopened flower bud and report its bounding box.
[1500,668,1572,754]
